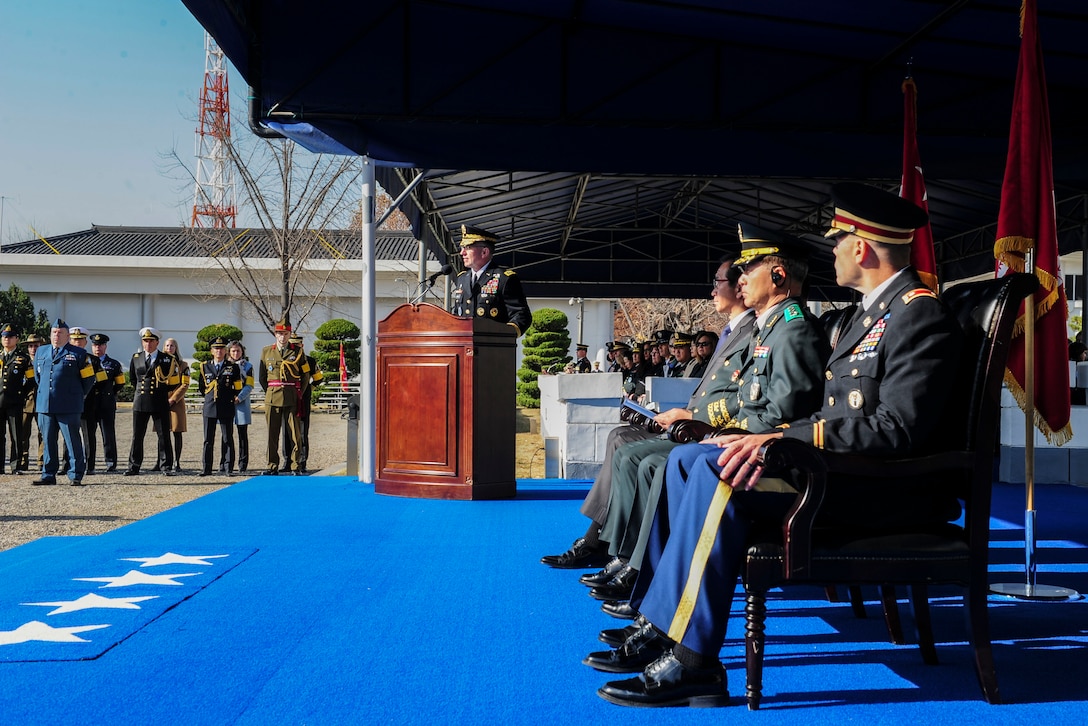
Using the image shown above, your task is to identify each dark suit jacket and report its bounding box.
[450,264,532,335]
[198,359,243,420]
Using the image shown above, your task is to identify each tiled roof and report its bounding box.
[1,226,433,261]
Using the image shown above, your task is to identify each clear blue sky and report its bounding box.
[0,2,236,243]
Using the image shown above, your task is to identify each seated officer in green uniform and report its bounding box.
[451,225,532,336]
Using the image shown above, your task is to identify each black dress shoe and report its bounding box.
[265,468,279,476]
[598,652,729,708]
[105,465,117,473]
[540,537,611,569]
[590,565,639,601]
[71,479,85,487]
[31,477,57,486]
[198,471,211,477]
[600,614,648,648]
[122,469,140,477]
[601,600,639,620]
[580,557,628,587]
[151,465,162,472]
[162,469,175,477]
[584,619,670,673]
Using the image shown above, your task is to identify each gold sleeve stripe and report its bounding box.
[813,420,825,449]
[667,480,734,643]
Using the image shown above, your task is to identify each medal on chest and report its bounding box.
[850,313,890,362]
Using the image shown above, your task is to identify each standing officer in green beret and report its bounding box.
[259,320,310,475]
[451,225,532,336]
[1,324,36,474]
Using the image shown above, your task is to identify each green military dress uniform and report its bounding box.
[259,328,311,475]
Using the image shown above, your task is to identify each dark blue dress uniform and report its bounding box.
[198,340,243,475]
[89,333,126,471]
[1,325,36,474]
[126,328,181,474]
[33,323,96,484]
[451,265,532,335]
[631,186,962,687]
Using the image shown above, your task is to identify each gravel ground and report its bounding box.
[0,409,353,552]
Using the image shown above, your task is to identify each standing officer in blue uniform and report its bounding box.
[596,183,963,709]
[198,336,243,476]
[450,225,532,336]
[89,333,126,472]
[31,319,95,486]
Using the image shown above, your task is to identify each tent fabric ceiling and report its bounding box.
[182,0,1088,298]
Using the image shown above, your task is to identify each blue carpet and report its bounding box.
[0,476,1085,725]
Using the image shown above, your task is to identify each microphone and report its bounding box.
[427,263,454,285]
[411,264,455,305]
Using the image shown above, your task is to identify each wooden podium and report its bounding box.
[375,303,517,499]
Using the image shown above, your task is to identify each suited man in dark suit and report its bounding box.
[450,225,532,336]
[597,184,962,708]
[124,327,180,476]
[585,227,830,610]
[198,336,243,476]
[31,319,96,486]
[542,255,758,569]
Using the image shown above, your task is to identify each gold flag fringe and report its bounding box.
[1004,368,1074,445]
[918,269,938,293]
[995,234,1062,339]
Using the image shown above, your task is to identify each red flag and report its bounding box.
[994,0,1071,445]
[339,342,348,392]
[900,76,938,292]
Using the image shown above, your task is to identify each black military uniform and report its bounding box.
[198,336,243,476]
[1,324,36,474]
[125,327,180,475]
[450,225,532,336]
[574,343,593,373]
[89,333,126,472]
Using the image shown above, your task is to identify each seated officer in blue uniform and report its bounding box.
[595,183,964,708]
[31,319,96,486]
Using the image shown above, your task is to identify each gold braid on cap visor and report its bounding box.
[827,211,915,244]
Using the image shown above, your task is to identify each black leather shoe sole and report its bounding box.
[31,479,57,486]
[122,470,140,476]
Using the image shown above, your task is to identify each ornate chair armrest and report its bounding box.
[667,419,717,443]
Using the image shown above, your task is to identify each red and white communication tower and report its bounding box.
[191,32,237,228]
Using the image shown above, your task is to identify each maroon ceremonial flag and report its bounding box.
[994,0,1071,444]
[339,342,349,392]
[900,77,938,292]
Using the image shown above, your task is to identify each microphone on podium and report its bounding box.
[411,264,455,304]
[427,263,455,285]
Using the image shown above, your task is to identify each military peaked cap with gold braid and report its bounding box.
[824,182,928,245]
[460,224,500,248]
[735,222,809,265]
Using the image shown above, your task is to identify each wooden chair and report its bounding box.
[740,272,1037,709]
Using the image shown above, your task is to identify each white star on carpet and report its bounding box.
[74,570,200,588]
[120,552,230,567]
[22,593,159,615]
[0,621,110,646]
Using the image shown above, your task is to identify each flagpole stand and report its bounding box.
[989,274,1080,602]
[990,509,1080,601]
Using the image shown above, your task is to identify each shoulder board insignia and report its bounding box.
[503,269,517,277]
[783,303,804,322]
[902,288,938,305]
